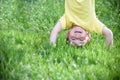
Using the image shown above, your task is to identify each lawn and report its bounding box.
[0,0,120,80]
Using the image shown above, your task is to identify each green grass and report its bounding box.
[0,0,120,80]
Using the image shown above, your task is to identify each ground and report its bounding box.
[0,0,120,80]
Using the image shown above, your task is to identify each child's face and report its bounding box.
[67,26,88,47]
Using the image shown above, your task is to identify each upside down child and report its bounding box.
[50,0,113,48]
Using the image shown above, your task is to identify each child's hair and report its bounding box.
[66,31,70,44]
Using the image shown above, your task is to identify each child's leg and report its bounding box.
[102,26,113,48]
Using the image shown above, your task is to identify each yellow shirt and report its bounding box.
[60,0,105,34]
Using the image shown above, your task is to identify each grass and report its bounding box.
[0,0,120,80]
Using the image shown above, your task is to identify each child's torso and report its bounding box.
[65,0,96,22]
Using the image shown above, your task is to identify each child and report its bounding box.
[50,0,113,48]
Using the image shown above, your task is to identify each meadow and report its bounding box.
[0,0,120,80]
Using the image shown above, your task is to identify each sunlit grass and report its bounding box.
[0,0,120,80]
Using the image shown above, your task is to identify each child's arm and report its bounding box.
[50,21,62,46]
[102,27,113,48]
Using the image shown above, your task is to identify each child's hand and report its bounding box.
[102,27,113,48]
[50,40,56,47]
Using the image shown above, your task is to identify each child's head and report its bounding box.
[66,26,91,47]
